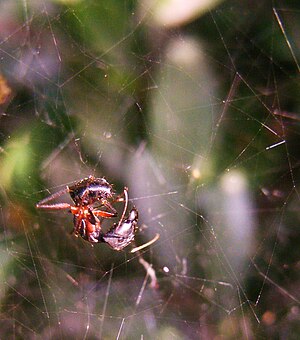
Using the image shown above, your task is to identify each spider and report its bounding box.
[36,176,138,251]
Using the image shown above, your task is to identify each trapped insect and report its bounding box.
[36,176,138,251]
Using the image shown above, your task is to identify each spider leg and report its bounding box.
[75,218,100,243]
[72,209,101,243]
[72,215,83,237]
[36,202,71,210]
[93,210,117,218]
[86,212,101,242]
[111,187,129,205]
[36,187,70,210]
[102,201,117,215]
[95,187,128,217]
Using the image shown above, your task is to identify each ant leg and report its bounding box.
[118,188,129,224]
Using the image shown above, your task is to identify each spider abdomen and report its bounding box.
[68,176,114,206]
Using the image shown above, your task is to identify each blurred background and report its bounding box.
[0,0,300,338]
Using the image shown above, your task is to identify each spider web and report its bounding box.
[0,0,300,338]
